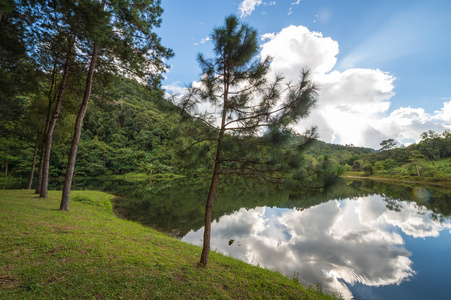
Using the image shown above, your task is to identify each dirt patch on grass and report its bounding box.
[51,225,81,233]
[0,275,19,289]
[172,271,189,283]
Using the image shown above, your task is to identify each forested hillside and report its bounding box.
[304,140,374,166]
[1,76,180,179]
[0,73,336,182]
[2,72,450,184]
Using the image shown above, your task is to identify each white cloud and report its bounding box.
[260,25,451,148]
[372,106,449,146]
[193,36,211,46]
[289,0,301,15]
[260,33,275,41]
[169,24,451,148]
[200,36,211,44]
[238,0,262,18]
[260,25,339,78]
[163,81,186,96]
[434,101,451,123]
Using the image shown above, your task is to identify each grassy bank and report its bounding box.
[0,190,340,299]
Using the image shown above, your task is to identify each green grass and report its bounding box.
[0,190,340,299]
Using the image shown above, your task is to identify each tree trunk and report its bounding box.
[27,131,40,189]
[199,152,221,266]
[4,144,9,177]
[199,71,229,266]
[40,38,74,198]
[35,149,44,194]
[60,43,99,211]
[35,64,58,194]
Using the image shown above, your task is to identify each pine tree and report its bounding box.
[175,15,319,266]
[59,0,173,211]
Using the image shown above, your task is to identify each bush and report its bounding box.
[363,162,373,175]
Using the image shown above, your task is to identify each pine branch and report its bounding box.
[180,138,218,154]
[224,123,273,131]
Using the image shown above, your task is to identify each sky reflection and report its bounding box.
[182,195,451,298]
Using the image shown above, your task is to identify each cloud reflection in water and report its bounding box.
[182,195,451,298]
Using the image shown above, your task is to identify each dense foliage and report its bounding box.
[345,131,451,181]
[0,76,181,179]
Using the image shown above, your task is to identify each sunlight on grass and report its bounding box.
[0,190,341,299]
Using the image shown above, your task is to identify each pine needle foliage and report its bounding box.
[172,15,323,267]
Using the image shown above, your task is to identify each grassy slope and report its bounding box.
[0,190,340,300]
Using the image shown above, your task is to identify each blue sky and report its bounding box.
[156,0,451,149]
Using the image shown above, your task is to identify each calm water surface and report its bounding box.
[185,195,451,299]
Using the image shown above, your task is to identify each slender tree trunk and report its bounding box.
[199,148,221,266]
[35,149,44,194]
[35,59,60,194]
[27,130,40,189]
[4,144,9,177]
[199,70,229,266]
[60,43,99,211]
[40,38,74,198]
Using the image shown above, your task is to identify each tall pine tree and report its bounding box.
[176,15,319,266]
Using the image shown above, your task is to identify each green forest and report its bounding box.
[2,64,450,187]
[1,60,450,188]
[1,1,450,193]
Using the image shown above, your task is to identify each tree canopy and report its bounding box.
[174,15,328,266]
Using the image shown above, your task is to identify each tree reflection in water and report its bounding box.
[110,178,451,299]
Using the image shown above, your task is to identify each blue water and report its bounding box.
[181,194,451,299]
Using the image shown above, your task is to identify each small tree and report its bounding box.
[408,150,424,177]
[175,15,320,267]
[380,138,398,159]
[419,130,443,160]
[374,158,396,174]
[363,162,374,176]
[380,139,398,151]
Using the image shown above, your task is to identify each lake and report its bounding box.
[9,176,451,299]
[110,177,451,300]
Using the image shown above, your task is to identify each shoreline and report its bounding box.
[342,175,451,188]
